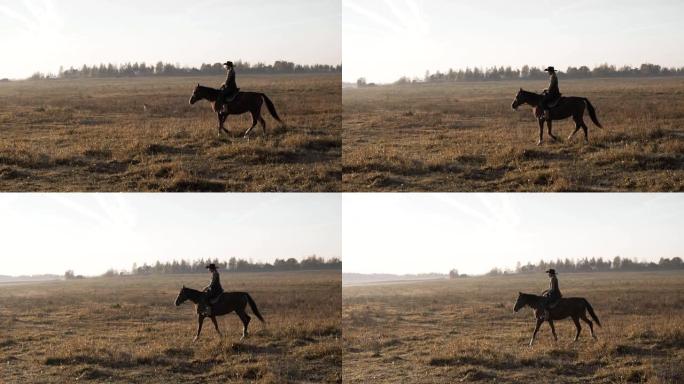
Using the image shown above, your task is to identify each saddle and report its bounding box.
[225,88,241,102]
[209,293,224,304]
[219,90,241,113]
[547,96,564,109]
[541,89,563,109]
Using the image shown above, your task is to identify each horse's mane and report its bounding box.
[197,85,219,92]
[182,286,203,294]
[520,292,543,300]
[519,89,541,97]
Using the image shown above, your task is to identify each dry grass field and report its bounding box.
[343,78,684,191]
[0,74,340,191]
[343,272,684,383]
[0,271,341,383]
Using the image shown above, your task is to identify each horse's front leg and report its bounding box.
[216,113,223,137]
[529,318,543,346]
[210,316,222,337]
[220,113,230,136]
[537,119,544,146]
[547,120,558,142]
[548,319,558,341]
[193,315,205,342]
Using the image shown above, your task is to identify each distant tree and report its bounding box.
[612,256,622,270]
[64,270,75,280]
[449,269,459,279]
[357,77,367,87]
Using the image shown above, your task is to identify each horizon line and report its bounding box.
[2,59,344,81]
[344,62,684,84]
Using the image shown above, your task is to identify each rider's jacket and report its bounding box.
[222,68,238,95]
[204,270,224,298]
[547,73,560,98]
[547,275,561,300]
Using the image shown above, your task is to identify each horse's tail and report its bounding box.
[583,98,603,128]
[245,293,265,322]
[260,94,283,124]
[583,299,601,327]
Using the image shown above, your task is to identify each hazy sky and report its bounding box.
[0,0,341,79]
[0,194,341,276]
[343,0,684,83]
[343,193,684,275]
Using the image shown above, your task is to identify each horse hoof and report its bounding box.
[193,337,198,343]
[537,141,542,146]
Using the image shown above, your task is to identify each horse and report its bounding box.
[174,286,265,341]
[189,84,284,138]
[511,89,602,145]
[513,292,601,346]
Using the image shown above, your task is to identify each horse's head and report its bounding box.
[513,292,527,312]
[189,84,200,105]
[175,285,188,306]
[511,88,524,110]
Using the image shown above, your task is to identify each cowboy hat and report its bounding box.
[206,263,217,270]
[545,269,557,274]
[544,66,556,72]
[223,61,234,67]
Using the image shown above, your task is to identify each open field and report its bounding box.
[343,272,684,383]
[0,271,341,383]
[343,78,684,191]
[0,74,340,191]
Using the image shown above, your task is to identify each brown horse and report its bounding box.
[513,292,601,346]
[511,89,602,145]
[174,286,265,341]
[189,84,284,138]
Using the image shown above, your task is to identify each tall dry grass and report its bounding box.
[0,74,341,191]
[343,272,684,383]
[0,271,341,383]
[343,78,684,191]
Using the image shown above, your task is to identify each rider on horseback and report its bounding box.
[217,61,240,111]
[540,66,561,121]
[539,269,561,320]
[202,263,224,316]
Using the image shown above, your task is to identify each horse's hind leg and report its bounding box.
[210,316,222,338]
[580,313,597,340]
[529,318,543,346]
[548,319,558,341]
[572,316,582,341]
[193,316,205,342]
[243,112,259,139]
[236,308,252,340]
[581,122,589,143]
[259,116,267,137]
[569,120,581,141]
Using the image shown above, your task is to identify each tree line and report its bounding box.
[29,60,342,80]
[387,63,684,85]
[476,256,684,277]
[99,255,341,277]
